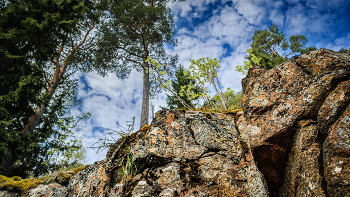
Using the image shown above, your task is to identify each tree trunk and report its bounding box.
[140,52,150,129]
[22,77,60,136]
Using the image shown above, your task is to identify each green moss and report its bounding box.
[129,125,151,141]
[226,108,243,114]
[59,173,73,184]
[0,175,44,196]
[0,175,13,183]
[45,177,53,185]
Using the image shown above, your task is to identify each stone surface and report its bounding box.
[126,109,268,196]
[65,109,268,196]
[66,160,112,197]
[15,48,346,197]
[279,120,326,197]
[240,48,350,196]
[323,104,350,196]
[28,183,67,197]
[318,79,350,135]
[0,191,18,197]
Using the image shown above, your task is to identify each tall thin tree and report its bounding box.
[93,0,182,128]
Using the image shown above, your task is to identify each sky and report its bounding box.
[68,0,350,165]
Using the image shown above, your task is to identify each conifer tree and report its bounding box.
[0,0,98,177]
[236,24,316,75]
[93,0,183,128]
[166,65,201,109]
[339,48,350,54]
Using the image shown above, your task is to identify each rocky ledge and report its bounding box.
[1,48,349,197]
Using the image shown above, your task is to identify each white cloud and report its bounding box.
[177,28,192,35]
[322,33,350,51]
[71,70,144,164]
[232,0,266,25]
[305,0,350,12]
[269,10,285,27]
[285,0,300,4]
[218,52,246,92]
[283,3,340,38]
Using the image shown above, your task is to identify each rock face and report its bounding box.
[64,48,349,197]
[28,183,67,197]
[68,110,268,196]
[241,48,350,196]
[2,48,347,196]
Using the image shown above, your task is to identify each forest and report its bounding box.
[1,0,349,179]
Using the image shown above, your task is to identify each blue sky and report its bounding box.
[69,0,350,165]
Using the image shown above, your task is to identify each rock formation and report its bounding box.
[241,48,350,196]
[0,48,349,196]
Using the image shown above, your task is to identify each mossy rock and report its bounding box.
[73,165,91,175]
[0,175,44,196]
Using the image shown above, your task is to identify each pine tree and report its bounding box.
[93,0,183,128]
[236,24,316,75]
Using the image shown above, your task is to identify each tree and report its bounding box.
[0,0,100,177]
[147,57,235,112]
[339,48,350,54]
[146,57,195,110]
[187,57,229,111]
[42,113,90,174]
[0,63,86,177]
[166,65,201,109]
[93,0,184,128]
[0,0,97,75]
[236,24,316,74]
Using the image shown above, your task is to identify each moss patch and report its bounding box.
[0,175,44,196]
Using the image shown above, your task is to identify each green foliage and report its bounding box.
[166,65,201,109]
[299,46,317,55]
[115,146,143,184]
[339,48,350,54]
[93,0,178,81]
[146,57,195,110]
[0,0,96,178]
[0,0,96,74]
[236,24,316,74]
[147,56,243,112]
[0,63,48,173]
[41,113,90,174]
[204,90,244,112]
[186,57,229,110]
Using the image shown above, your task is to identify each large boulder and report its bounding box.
[68,109,268,196]
[241,48,350,196]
